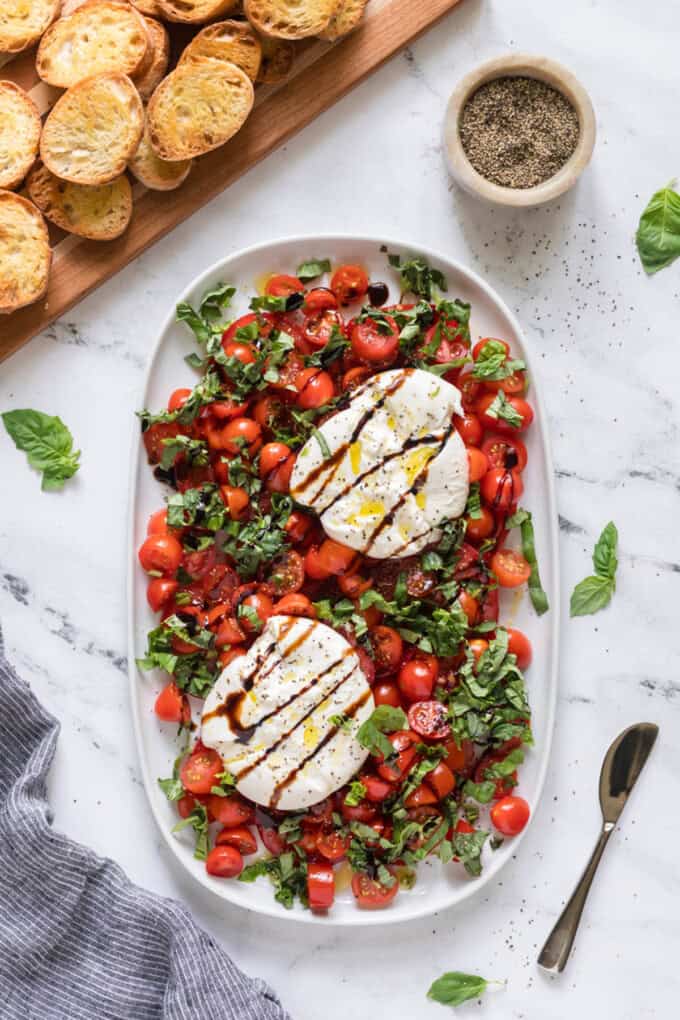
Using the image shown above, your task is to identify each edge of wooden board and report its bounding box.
[1,0,462,361]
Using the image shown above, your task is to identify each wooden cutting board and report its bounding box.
[0,0,462,362]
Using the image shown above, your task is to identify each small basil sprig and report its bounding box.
[296,257,331,281]
[2,409,80,491]
[570,521,618,617]
[636,181,680,274]
[427,971,499,1007]
[505,508,549,615]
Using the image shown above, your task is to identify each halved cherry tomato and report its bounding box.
[490,795,530,835]
[180,747,223,795]
[457,590,479,625]
[426,761,456,799]
[304,545,331,580]
[443,738,467,774]
[407,700,450,740]
[458,371,481,412]
[307,862,335,910]
[316,538,357,576]
[481,433,528,471]
[215,825,258,855]
[473,337,510,361]
[405,783,438,809]
[219,484,249,520]
[398,658,437,702]
[373,681,402,708]
[370,625,403,675]
[474,750,517,800]
[351,870,399,909]
[507,628,532,670]
[268,549,305,596]
[268,350,305,392]
[465,507,495,544]
[296,368,335,408]
[259,441,296,491]
[207,417,262,456]
[454,413,482,446]
[222,312,275,347]
[206,845,243,878]
[265,273,303,297]
[304,287,338,314]
[342,365,372,390]
[467,447,489,483]
[302,308,344,349]
[338,571,372,598]
[208,794,255,828]
[285,510,314,545]
[154,681,190,725]
[491,548,531,588]
[477,393,534,433]
[168,388,191,412]
[138,533,183,575]
[350,315,399,364]
[377,730,417,782]
[222,340,256,365]
[273,593,316,617]
[238,591,275,633]
[252,394,283,430]
[203,396,250,423]
[143,422,185,464]
[484,370,527,396]
[480,467,523,510]
[316,831,350,862]
[331,264,369,305]
[419,320,469,369]
[361,773,395,802]
[147,577,178,613]
[340,798,377,823]
[215,616,246,646]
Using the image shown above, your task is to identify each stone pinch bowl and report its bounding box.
[443,53,596,208]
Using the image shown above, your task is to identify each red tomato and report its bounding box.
[338,572,372,598]
[203,396,250,423]
[420,320,469,367]
[376,730,417,782]
[257,823,286,856]
[143,422,185,464]
[147,577,178,613]
[474,750,517,800]
[426,762,456,799]
[215,616,246,646]
[252,394,283,430]
[316,538,357,576]
[285,510,314,545]
[507,628,532,670]
[356,646,375,685]
[208,794,255,828]
[361,773,395,802]
[331,264,369,305]
[177,793,198,819]
[259,441,296,491]
[469,638,489,664]
[443,739,467,774]
[481,433,528,472]
[484,371,527,396]
[295,367,334,409]
[219,647,246,668]
[147,508,169,535]
[351,870,399,909]
[373,681,402,708]
[207,417,262,456]
[316,831,350,862]
[398,659,437,702]
[454,413,482,446]
[340,799,377,823]
[491,549,531,588]
[138,533,183,575]
[458,371,481,412]
[304,287,338,314]
[268,350,305,392]
[273,593,316,617]
[307,862,335,910]
[467,447,489,483]
[239,591,275,633]
[458,590,479,625]
[222,312,274,347]
[154,681,190,725]
[302,308,344,349]
[465,507,495,544]
[407,700,450,740]
[206,845,243,878]
[480,467,523,510]
[481,587,499,623]
[265,273,303,297]
[180,748,223,795]
[215,826,258,855]
[268,549,305,596]
[350,315,399,364]
[477,393,534,433]
[490,795,530,835]
[304,545,331,580]
[220,484,249,520]
[370,625,403,675]
[168,388,191,412]
[222,340,256,365]
[342,365,372,390]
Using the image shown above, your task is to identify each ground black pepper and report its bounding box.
[459,76,580,189]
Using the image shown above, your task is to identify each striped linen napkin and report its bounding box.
[0,628,292,1020]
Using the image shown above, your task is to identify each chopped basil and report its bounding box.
[485,390,523,429]
[296,257,331,280]
[210,770,237,797]
[176,283,235,345]
[506,507,549,616]
[158,777,184,801]
[465,482,482,521]
[304,327,350,368]
[160,435,209,471]
[344,780,368,806]
[357,705,408,758]
[172,803,210,860]
[636,180,680,274]
[387,252,447,300]
[239,851,308,909]
[2,409,80,491]
[471,339,525,381]
[310,426,331,459]
[570,521,618,617]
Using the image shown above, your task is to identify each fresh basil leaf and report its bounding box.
[387,252,447,300]
[636,181,680,275]
[427,971,490,1007]
[210,770,237,797]
[158,777,184,801]
[462,779,497,804]
[304,327,350,368]
[310,426,331,459]
[485,390,522,429]
[345,780,367,807]
[449,830,488,877]
[296,258,331,281]
[570,574,615,617]
[2,409,80,491]
[172,803,210,860]
[592,520,618,580]
[200,282,235,320]
[515,509,549,616]
[357,705,407,758]
[465,482,482,521]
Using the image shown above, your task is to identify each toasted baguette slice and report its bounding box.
[36,2,149,89]
[180,19,261,81]
[0,0,61,55]
[147,57,253,161]
[318,0,366,41]
[156,0,239,23]
[41,72,144,185]
[27,161,132,240]
[244,0,335,39]
[128,122,192,190]
[60,0,88,14]
[132,16,169,100]
[256,34,294,83]
[0,191,51,314]
[131,0,162,13]
[0,81,41,190]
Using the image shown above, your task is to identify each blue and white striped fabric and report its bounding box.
[0,629,292,1020]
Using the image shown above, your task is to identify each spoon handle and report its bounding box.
[538,825,612,972]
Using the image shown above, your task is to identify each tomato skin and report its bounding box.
[304,287,338,314]
[316,831,350,863]
[296,367,335,408]
[507,628,532,670]
[458,590,479,625]
[491,548,532,588]
[454,413,482,446]
[351,870,399,909]
[222,340,256,365]
[473,337,510,361]
[208,794,255,828]
[316,538,357,576]
[147,508,169,535]
[373,681,402,708]
[342,365,372,390]
[274,593,316,617]
[376,730,417,782]
[138,533,183,575]
[147,577,178,613]
[222,312,274,347]
[265,273,303,297]
[361,773,395,802]
[307,862,335,911]
[467,447,489,483]
[370,625,403,675]
[302,308,344,349]
[215,826,258,855]
[490,795,530,835]
[338,572,372,598]
[426,761,456,799]
[219,647,246,669]
[154,681,190,725]
[285,510,314,545]
[469,638,489,665]
[180,748,223,795]
[215,616,246,646]
[177,793,198,819]
[239,591,275,633]
[465,506,495,544]
[252,394,283,430]
[480,467,523,510]
[206,845,244,878]
[458,371,481,412]
[340,799,376,823]
[259,442,295,492]
[168,388,191,412]
[350,315,399,364]
[407,700,451,741]
[143,422,185,464]
[398,659,437,702]
[220,484,250,520]
[331,264,369,305]
[304,545,331,580]
[477,393,534,433]
[257,823,287,856]
[443,738,467,774]
[481,433,528,471]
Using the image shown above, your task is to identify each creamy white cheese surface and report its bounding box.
[289,368,469,559]
[200,616,374,811]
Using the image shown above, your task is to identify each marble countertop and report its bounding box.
[1,0,679,1016]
